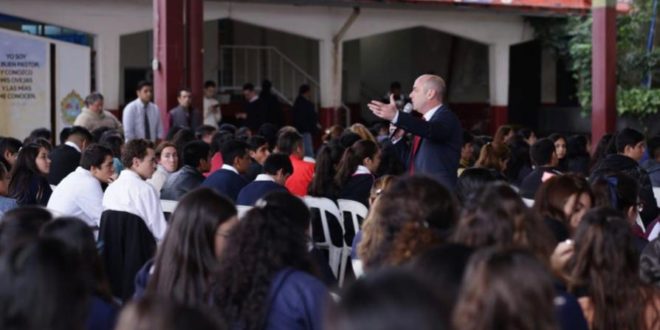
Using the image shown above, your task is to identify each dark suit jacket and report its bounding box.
[169,106,202,129]
[48,144,81,185]
[292,96,318,134]
[395,105,462,188]
[201,169,248,201]
[245,99,267,131]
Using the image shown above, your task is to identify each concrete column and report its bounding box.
[488,43,510,134]
[318,38,343,127]
[154,0,185,134]
[591,0,617,146]
[95,34,121,111]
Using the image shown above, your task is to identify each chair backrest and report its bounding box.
[337,199,368,246]
[236,205,253,219]
[522,198,535,208]
[161,200,178,213]
[653,187,660,208]
[303,196,344,249]
[98,210,156,301]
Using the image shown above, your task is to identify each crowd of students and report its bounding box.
[0,111,659,330]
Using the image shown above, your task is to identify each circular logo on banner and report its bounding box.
[60,90,83,124]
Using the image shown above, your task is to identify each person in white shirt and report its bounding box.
[203,80,221,128]
[123,80,164,142]
[47,144,115,227]
[102,139,167,241]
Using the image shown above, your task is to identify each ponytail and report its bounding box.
[334,140,379,188]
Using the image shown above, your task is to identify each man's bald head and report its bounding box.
[419,74,445,101]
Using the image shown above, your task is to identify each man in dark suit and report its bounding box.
[292,84,319,158]
[368,74,462,188]
[201,139,251,201]
[48,126,93,185]
[242,83,266,132]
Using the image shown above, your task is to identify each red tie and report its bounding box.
[409,117,426,174]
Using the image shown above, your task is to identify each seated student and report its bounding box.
[519,138,561,199]
[47,144,115,227]
[278,131,315,197]
[214,192,330,330]
[332,269,448,330]
[474,143,510,182]
[146,142,178,194]
[237,153,292,206]
[534,174,593,243]
[0,137,21,170]
[458,131,475,175]
[335,140,381,206]
[0,162,17,218]
[161,141,210,201]
[244,135,270,182]
[41,218,120,330]
[115,297,225,330]
[48,126,93,186]
[102,139,167,241]
[195,125,217,145]
[642,136,660,187]
[591,128,659,226]
[560,207,660,330]
[0,239,91,330]
[202,139,250,201]
[9,139,52,206]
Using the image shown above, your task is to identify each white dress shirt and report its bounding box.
[353,165,372,176]
[47,167,104,227]
[122,98,164,142]
[102,169,167,241]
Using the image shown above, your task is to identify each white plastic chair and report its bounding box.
[160,200,178,213]
[303,196,344,279]
[236,205,253,219]
[337,199,368,287]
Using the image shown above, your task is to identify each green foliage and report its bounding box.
[529,1,660,118]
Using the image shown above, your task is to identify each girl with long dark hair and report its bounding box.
[146,188,237,305]
[214,191,329,330]
[9,140,52,206]
[307,141,344,200]
[566,207,660,329]
[335,140,380,206]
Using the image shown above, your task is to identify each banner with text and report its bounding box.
[0,29,50,139]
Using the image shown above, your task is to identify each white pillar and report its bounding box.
[488,43,510,107]
[319,38,342,109]
[95,33,121,110]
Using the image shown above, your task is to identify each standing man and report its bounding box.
[203,81,221,128]
[123,81,163,142]
[169,88,201,130]
[74,92,123,132]
[368,74,462,188]
[242,83,265,132]
[292,84,319,158]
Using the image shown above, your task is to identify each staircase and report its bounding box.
[218,45,319,106]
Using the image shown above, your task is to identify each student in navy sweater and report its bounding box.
[237,153,292,206]
[335,139,381,206]
[202,139,250,201]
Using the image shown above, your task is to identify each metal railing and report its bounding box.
[219,45,320,106]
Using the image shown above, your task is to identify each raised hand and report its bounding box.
[368,94,398,121]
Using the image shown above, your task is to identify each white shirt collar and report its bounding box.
[249,95,259,103]
[122,169,145,181]
[65,141,81,152]
[423,104,443,121]
[255,174,276,182]
[221,164,239,174]
[354,165,371,175]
